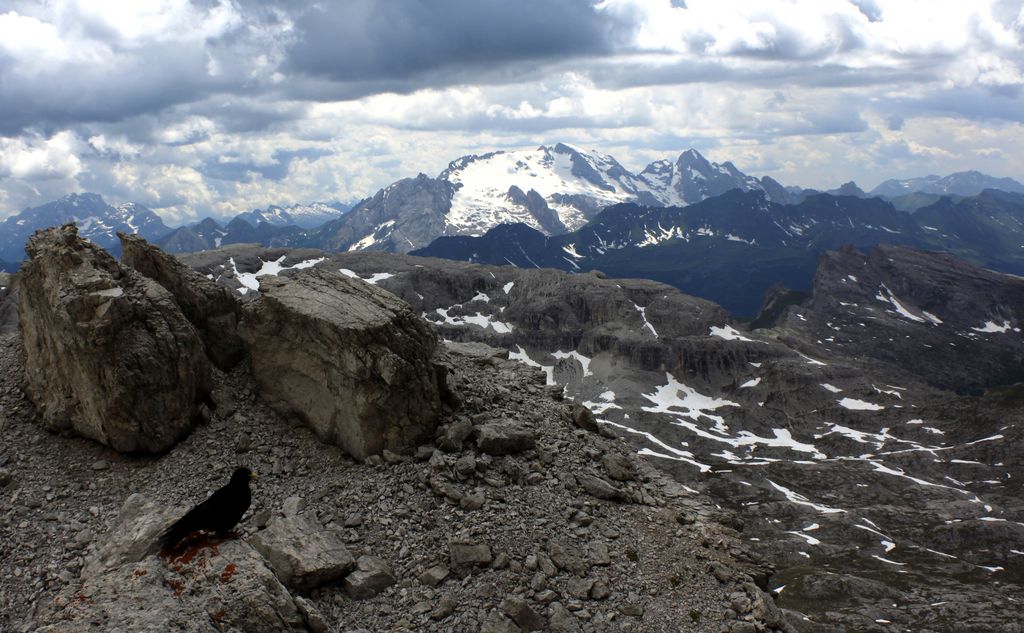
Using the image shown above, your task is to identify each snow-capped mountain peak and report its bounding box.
[440,144,644,234]
[0,193,170,262]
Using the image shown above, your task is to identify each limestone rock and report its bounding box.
[450,541,492,567]
[481,609,520,633]
[602,453,637,482]
[417,564,450,587]
[17,224,210,453]
[577,472,628,502]
[476,422,536,455]
[501,596,545,631]
[119,232,244,369]
[571,403,599,432]
[37,495,304,632]
[240,268,445,460]
[82,493,181,577]
[344,555,396,599]
[250,514,355,591]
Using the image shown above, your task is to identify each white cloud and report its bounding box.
[0,132,83,181]
[0,0,1023,221]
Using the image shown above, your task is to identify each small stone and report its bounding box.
[547,540,587,575]
[91,460,109,471]
[294,596,329,633]
[491,552,510,570]
[450,542,492,567]
[501,596,545,631]
[0,468,11,487]
[418,565,450,587]
[343,513,363,527]
[601,454,636,482]
[481,609,520,633]
[588,542,611,566]
[590,580,610,600]
[711,561,732,583]
[344,556,396,599]
[460,490,486,511]
[411,601,433,615]
[530,572,547,591]
[454,454,477,477]
[621,603,643,617]
[535,589,558,604]
[566,577,594,599]
[476,422,536,455]
[282,495,304,517]
[235,432,251,453]
[537,553,557,577]
[571,404,598,432]
[382,449,404,464]
[437,419,473,452]
[548,602,581,633]
[415,445,435,461]
[252,509,272,529]
[576,473,627,502]
[431,597,457,620]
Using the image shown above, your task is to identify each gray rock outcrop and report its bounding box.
[119,232,244,369]
[37,494,306,633]
[0,272,18,332]
[250,514,355,591]
[16,224,210,453]
[343,555,396,599]
[240,268,446,460]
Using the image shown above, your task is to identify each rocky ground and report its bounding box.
[0,329,784,632]
[4,235,1024,632]
[172,244,1024,631]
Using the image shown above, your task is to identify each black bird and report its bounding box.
[159,467,256,551]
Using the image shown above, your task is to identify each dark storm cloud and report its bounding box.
[0,43,224,136]
[284,0,624,83]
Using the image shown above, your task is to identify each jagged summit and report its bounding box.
[0,193,170,262]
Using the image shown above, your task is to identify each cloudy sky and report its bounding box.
[1,0,1023,223]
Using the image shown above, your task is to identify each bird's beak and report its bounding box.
[250,471,259,480]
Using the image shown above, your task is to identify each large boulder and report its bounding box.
[16,225,211,453]
[119,232,245,369]
[37,498,305,632]
[240,268,446,460]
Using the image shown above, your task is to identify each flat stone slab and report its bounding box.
[250,515,355,591]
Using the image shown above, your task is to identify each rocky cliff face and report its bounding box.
[119,232,245,370]
[785,244,1024,393]
[16,225,211,453]
[240,268,449,460]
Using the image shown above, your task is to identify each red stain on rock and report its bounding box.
[218,563,237,584]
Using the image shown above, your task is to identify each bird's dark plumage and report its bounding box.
[159,467,255,551]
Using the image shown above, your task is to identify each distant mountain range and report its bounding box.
[232,201,351,229]
[299,145,811,254]
[870,171,1024,198]
[0,193,170,264]
[2,146,1022,306]
[412,188,1024,315]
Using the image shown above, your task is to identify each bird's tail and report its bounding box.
[158,517,189,552]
